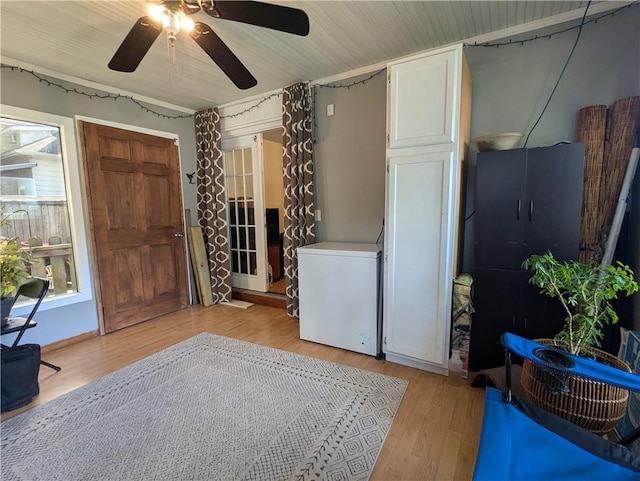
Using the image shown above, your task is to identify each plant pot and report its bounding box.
[520,339,631,435]
[1,296,16,326]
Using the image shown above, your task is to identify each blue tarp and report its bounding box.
[473,387,640,480]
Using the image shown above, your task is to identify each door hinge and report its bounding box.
[384,336,387,346]
[386,164,389,173]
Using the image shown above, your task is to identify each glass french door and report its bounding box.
[222,134,268,292]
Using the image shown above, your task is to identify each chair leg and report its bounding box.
[40,359,61,371]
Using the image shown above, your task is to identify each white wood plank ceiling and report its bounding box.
[0,1,630,111]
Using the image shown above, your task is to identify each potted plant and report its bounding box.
[522,252,639,355]
[0,208,30,324]
[519,252,639,434]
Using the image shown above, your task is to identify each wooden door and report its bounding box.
[80,122,188,333]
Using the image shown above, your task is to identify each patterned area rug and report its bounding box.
[1,333,408,481]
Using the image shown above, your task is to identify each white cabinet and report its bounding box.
[388,47,459,149]
[383,44,471,374]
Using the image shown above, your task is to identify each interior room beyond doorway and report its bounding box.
[262,128,285,297]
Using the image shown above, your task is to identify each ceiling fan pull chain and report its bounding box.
[167,35,177,65]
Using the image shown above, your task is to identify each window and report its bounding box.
[225,146,258,276]
[0,106,92,309]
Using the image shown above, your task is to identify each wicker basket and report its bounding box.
[520,339,631,435]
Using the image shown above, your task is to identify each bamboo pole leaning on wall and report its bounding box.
[595,96,640,256]
[578,105,607,263]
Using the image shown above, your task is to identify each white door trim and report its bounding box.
[222,133,268,292]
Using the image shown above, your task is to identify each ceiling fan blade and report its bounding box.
[204,1,310,36]
[189,22,257,89]
[108,16,163,72]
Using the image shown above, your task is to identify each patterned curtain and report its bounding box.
[282,82,315,317]
[195,108,232,303]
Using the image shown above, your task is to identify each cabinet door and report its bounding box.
[474,149,527,269]
[388,47,458,148]
[521,278,567,341]
[524,143,584,262]
[384,151,456,366]
[468,268,525,372]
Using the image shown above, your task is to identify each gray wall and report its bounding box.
[0,69,198,216]
[466,10,639,148]
[462,7,639,291]
[313,71,387,244]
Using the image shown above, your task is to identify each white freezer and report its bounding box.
[297,242,382,356]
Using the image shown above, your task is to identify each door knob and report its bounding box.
[174,232,184,238]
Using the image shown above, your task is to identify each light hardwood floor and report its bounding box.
[2,304,485,480]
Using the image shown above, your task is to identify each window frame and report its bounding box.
[0,105,94,313]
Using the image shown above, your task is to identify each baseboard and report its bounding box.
[41,330,98,354]
[232,289,286,309]
[384,352,448,376]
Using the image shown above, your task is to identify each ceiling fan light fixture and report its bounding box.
[110,1,309,89]
[148,4,167,22]
[149,5,194,35]
[180,16,195,32]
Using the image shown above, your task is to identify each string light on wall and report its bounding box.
[313,69,385,90]
[0,64,194,119]
[219,91,282,120]
[1,63,282,121]
[465,0,638,48]
[311,69,386,142]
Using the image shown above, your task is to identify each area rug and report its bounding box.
[1,333,408,481]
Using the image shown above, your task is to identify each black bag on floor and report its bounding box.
[1,344,41,412]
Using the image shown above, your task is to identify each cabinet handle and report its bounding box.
[528,200,534,221]
[516,200,521,220]
[512,315,516,331]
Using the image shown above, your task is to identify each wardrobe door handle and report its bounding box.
[516,200,521,220]
[528,200,534,221]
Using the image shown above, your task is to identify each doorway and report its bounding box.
[262,129,285,295]
[222,128,285,296]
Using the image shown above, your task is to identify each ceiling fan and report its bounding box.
[108,0,310,89]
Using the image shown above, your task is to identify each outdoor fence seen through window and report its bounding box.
[0,116,78,299]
